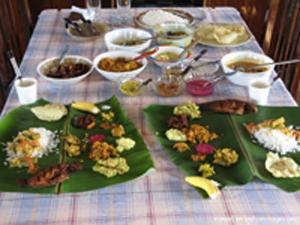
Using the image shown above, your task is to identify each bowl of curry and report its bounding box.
[93,51,147,81]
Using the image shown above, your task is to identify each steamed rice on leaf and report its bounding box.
[31,104,68,121]
[245,117,300,154]
[3,128,59,173]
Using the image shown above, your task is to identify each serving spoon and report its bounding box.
[55,45,70,74]
[234,59,300,72]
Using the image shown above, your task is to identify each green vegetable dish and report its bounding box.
[0,96,154,194]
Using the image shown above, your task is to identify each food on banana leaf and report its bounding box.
[101,111,115,122]
[111,124,125,137]
[100,122,114,130]
[31,104,68,121]
[185,176,221,199]
[201,99,257,115]
[101,104,111,111]
[173,142,190,152]
[182,124,218,144]
[195,144,215,155]
[92,157,129,178]
[21,162,82,188]
[174,102,201,119]
[165,129,187,141]
[71,101,100,114]
[191,153,207,162]
[198,163,215,178]
[3,128,59,173]
[63,134,88,157]
[88,134,106,143]
[245,117,300,154]
[72,114,96,129]
[167,115,189,129]
[265,152,300,178]
[213,148,239,167]
[89,141,119,160]
[116,137,135,153]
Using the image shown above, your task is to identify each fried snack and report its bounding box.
[191,153,207,162]
[89,141,118,161]
[101,111,115,122]
[201,99,257,115]
[173,142,190,152]
[183,124,218,144]
[72,114,96,129]
[100,122,115,129]
[213,148,239,167]
[167,115,189,130]
[63,134,83,157]
[23,163,82,188]
[111,124,125,137]
[198,163,215,178]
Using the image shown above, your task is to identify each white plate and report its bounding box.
[195,23,252,47]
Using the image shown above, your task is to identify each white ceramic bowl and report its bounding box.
[221,51,274,86]
[37,55,93,85]
[93,51,147,81]
[149,45,192,68]
[153,22,194,48]
[104,28,152,52]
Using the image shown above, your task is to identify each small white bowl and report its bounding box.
[104,28,152,52]
[37,55,93,85]
[221,51,274,86]
[153,22,194,48]
[93,51,147,81]
[149,45,192,68]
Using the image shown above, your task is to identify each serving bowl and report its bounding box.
[149,45,192,68]
[37,55,93,85]
[93,51,147,81]
[104,28,152,52]
[153,22,194,48]
[221,51,274,86]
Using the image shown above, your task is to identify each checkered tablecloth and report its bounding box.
[1,7,299,225]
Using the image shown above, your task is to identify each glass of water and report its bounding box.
[86,0,101,21]
[116,0,131,25]
[117,0,131,9]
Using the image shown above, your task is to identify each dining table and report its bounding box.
[1,6,300,225]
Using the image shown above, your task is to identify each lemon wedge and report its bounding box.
[71,101,100,114]
[185,176,221,199]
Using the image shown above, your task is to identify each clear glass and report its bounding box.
[117,0,131,9]
[86,0,101,21]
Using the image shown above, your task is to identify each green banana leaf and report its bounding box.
[231,106,300,192]
[144,104,253,197]
[0,96,154,194]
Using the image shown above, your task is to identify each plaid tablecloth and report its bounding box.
[1,7,299,225]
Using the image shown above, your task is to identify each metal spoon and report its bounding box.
[7,50,24,84]
[55,45,69,74]
[181,49,208,75]
[235,59,300,72]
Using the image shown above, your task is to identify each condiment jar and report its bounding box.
[119,78,145,96]
[152,75,185,97]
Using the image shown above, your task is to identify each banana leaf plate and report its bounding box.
[231,106,300,192]
[144,104,253,197]
[145,103,300,196]
[0,96,154,194]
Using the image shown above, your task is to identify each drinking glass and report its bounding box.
[117,0,131,9]
[86,0,101,21]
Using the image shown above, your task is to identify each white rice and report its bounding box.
[254,127,300,154]
[142,9,188,26]
[4,128,60,164]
